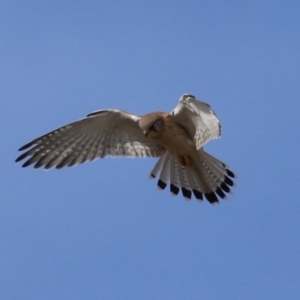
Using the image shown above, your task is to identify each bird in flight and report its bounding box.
[16,94,236,203]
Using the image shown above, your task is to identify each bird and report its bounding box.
[16,94,236,203]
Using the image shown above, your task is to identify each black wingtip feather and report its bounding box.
[15,156,22,163]
[157,180,167,190]
[34,163,43,169]
[224,176,234,187]
[226,169,235,178]
[15,152,29,163]
[215,187,226,199]
[220,182,230,193]
[18,142,35,151]
[22,159,34,168]
[55,161,67,169]
[170,184,180,195]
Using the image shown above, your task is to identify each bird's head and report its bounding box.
[139,112,165,138]
[179,94,196,103]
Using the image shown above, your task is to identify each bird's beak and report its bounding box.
[143,130,149,137]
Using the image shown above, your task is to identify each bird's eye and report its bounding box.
[150,119,163,132]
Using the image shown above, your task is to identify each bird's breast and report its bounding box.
[152,116,196,157]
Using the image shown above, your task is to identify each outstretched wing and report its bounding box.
[16,109,164,169]
[171,94,221,149]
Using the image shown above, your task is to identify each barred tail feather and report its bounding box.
[149,152,205,201]
[149,150,236,203]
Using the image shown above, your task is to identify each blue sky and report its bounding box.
[1,1,300,299]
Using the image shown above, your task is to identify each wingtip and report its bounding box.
[18,145,27,151]
[21,161,31,168]
[18,141,35,151]
[15,153,28,164]
[226,169,236,178]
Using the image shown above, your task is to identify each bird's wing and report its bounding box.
[171,95,221,149]
[16,109,165,169]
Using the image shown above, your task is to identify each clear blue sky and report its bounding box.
[1,1,300,299]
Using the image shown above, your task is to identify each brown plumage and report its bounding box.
[139,113,195,167]
[16,94,236,204]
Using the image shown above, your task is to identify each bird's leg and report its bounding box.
[178,155,193,166]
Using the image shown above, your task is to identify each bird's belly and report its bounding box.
[157,133,197,165]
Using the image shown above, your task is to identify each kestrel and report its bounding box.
[16,94,236,203]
